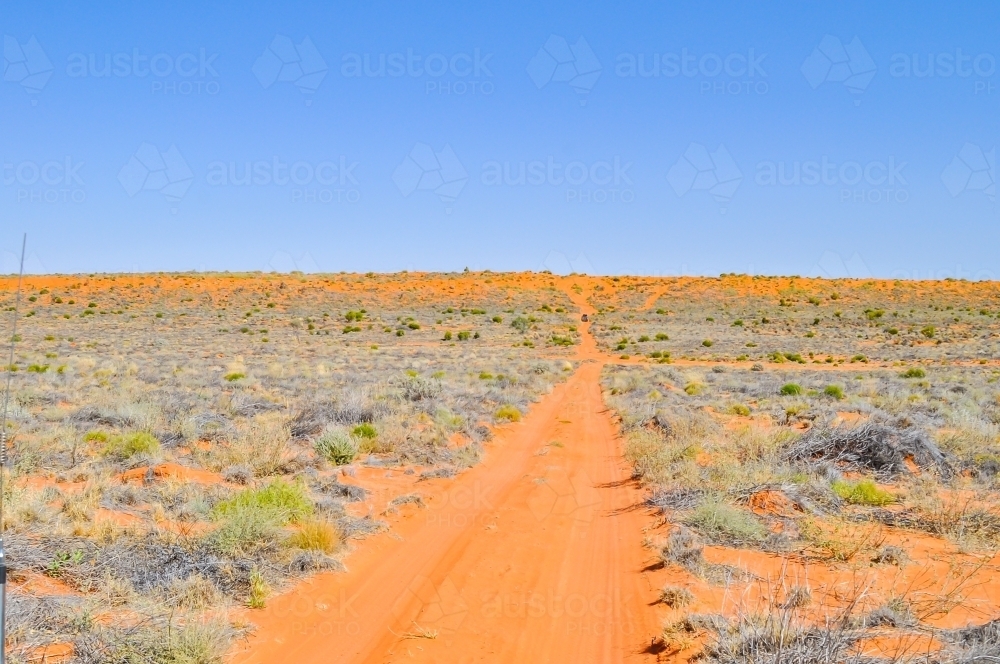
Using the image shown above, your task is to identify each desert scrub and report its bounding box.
[779,383,803,396]
[726,403,751,416]
[659,585,694,608]
[288,520,342,554]
[248,568,269,608]
[314,427,358,465]
[101,432,160,460]
[823,384,845,400]
[831,479,895,506]
[212,479,312,524]
[684,498,767,545]
[196,414,290,476]
[623,429,699,485]
[495,405,521,423]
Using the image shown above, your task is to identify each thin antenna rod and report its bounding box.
[0,232,26,664]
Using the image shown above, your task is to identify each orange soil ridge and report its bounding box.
[229,289,664,663]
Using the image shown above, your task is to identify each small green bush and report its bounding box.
[683,382,704,396]
[780,383,803,396]
[212,479,313,524]
[831,479,895,506]
[83,430,109,443]
[823,385,844,400]
[224,372,245,382]
[314,428,358,465]
[901,367,926,378]
[655,333,669,341]
[442,330,452,341]
[685,499,766,543]
[351,423,377,439]
[457,330,471,341]
[701,339,713,347]
[921,325,936,338]
[102,432,160,460]
[495,405,521,422]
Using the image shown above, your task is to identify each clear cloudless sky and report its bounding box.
[2,0,999,279]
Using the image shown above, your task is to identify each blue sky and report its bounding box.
[2,1,998,278]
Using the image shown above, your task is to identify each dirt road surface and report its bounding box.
[230,290,663,663]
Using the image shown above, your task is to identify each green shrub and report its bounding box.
[727,403,751,416]
[701,339,713,347]
[831,479,895,506]
[683,382,703,396]
[823,385,844,400]
[212,479,313,524]
[495,405,521,422]
[921,325,936,338]
[102,432,160,460]
[780,383,803,396]
[442,331,452,341]
[901,367,926,378]
[210,507,283,556]
[655,333,669,340]
[351,423,377,439]
[457,330,471,341]
[288,520,342,554]
[248,568,269,608]
[224,372,245,382]
[685,499,766,543]
[83,430,109,444]
[314,428,358,465]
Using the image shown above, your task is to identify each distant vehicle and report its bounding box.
[581,314,589,322]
